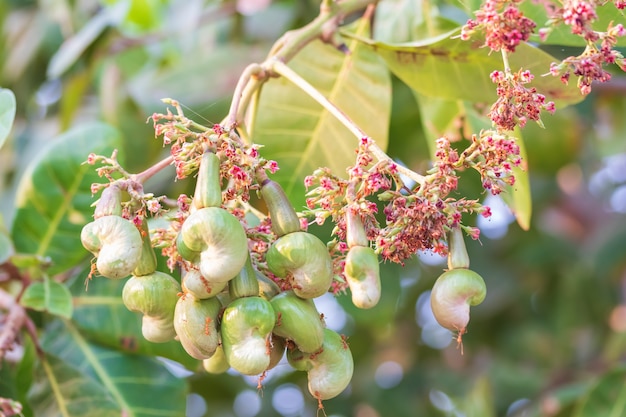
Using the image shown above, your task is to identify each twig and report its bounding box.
[0,289,27,361]
[134,155,175,184]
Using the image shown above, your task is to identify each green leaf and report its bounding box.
[414,93,472,158]
[36,320,187,417]
[501,128,532,231]
[373,0,461,43]
[20,276,73,319]
[0,88,16,150]
[10,122,122,275]
[573,366,626,417]
[29,354,121,417]
[70,271,197,369]
[252,17,391,204]
[350,29,584,107]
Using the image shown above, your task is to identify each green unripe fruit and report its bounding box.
[270,290,325,353]
[287,329,354,401]
[266,232,333,298]
[178,207,248,283]
[173,293,221,360]
[182,269,227,299]
[220,296,275,375]
[202,345,230,374]
[122,271,181,343]
[81,216,143,279]
[344,245,381,309]
[430,268,486,335]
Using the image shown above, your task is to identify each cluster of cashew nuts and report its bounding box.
[81,150,486,403]
[81,152,358,402]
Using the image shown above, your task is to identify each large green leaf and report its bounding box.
[20,276,74,319]
[29,354,121,417]
[373,0,460,43]
[35,320,187,417]
[0,88,16,150]
[252,17,391,204]
[11,122,122,275]
[70,271,197,369]
[573,366,626,417]
[349,29,584,107]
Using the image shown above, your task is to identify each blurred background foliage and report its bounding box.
[1,0,626,416]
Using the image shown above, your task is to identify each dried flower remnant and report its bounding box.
[489,69,556,131]
[548,23,626,94]
[461,0,536,53]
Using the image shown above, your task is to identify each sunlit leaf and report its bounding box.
[20,276,73,319]
[11,122,122,275]
[349,29,584,107]
[36,320,187,417]
[252,17,391,204]
[0,88,16,150]
[573,366,626,417]
[70,271,197,369]
[373,0,460,43]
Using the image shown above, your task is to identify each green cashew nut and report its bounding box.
[220,296,275,375]
[173,293,221,360]
[270,290,325,353]
[430,268,486,336]
[178,207,248,283]
[133,220,158,277]
[266,232,333,298]
[122,271,181,343]
[344,245,381,309]
[287,328,354,401]
[193,151,222,210]
[259,179,301,236]
[447,226,470,270]
[228,256,260,299]
[81,216,143,279]
[182,268,227,299]
[267,335,287,371]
